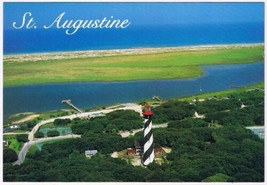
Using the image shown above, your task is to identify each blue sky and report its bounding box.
[4,2,264,29]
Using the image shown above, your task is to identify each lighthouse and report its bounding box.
[142,103,155,165]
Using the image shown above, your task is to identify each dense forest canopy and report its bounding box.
[3,90,264,182]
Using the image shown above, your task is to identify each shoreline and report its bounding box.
[4,43,264,62]
[4,81,264,123]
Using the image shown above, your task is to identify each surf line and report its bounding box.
[43,12,131,35]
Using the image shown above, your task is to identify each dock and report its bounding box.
[61,100,83,113]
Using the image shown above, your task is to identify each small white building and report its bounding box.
[85,150,98,157]
[3,140,9,146]
[193,111,205,119]
[90,112,105,118]
[10,124,20,129]
[192,98,205,102]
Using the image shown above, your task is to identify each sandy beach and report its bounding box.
[4,43,263,63]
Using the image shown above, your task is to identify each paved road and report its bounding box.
[13,134,81,165]
[246,126,265,129]
[13,103,142,165]
[28,103,142,141]
[3,132,29,135]
[119,123,168,138]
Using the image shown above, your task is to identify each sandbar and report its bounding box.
[4,43,263,63]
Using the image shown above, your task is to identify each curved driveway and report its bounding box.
[28,103,142,141]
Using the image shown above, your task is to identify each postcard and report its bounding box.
[2,2,264,183]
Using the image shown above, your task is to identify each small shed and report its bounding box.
[85,150,98,157]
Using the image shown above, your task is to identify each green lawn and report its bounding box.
[8,139,22,154]
[4,45,264,86]
[4,135,26,154]
[38,109,74,120]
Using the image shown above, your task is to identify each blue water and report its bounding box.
[3,62,264,120]
[4,22,264,54]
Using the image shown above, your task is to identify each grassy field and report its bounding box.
[4,135,22,154]
[38,109,74,120]
[179,81,264,101]
[4,45,263,86]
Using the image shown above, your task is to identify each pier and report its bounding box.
[61,99,83,113]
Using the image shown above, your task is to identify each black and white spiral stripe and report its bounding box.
[142,116,154,165]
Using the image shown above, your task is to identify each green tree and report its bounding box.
[16,134,29,142]
[47,130,60,137]
[26,120,37,129]
[202,173,230,182]
[90,123,105,133]
[3,149,17,163]
[54,119,71,126]
[34,131,44,138]
[105,123,118,133]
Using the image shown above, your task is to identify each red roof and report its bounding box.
[143,110,153,116]
[143,103,153,116]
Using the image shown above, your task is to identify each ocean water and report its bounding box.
[4,22,264,54]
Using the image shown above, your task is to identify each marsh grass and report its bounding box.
[4,46,263,86]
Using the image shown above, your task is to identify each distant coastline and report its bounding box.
[4,43,264,63]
